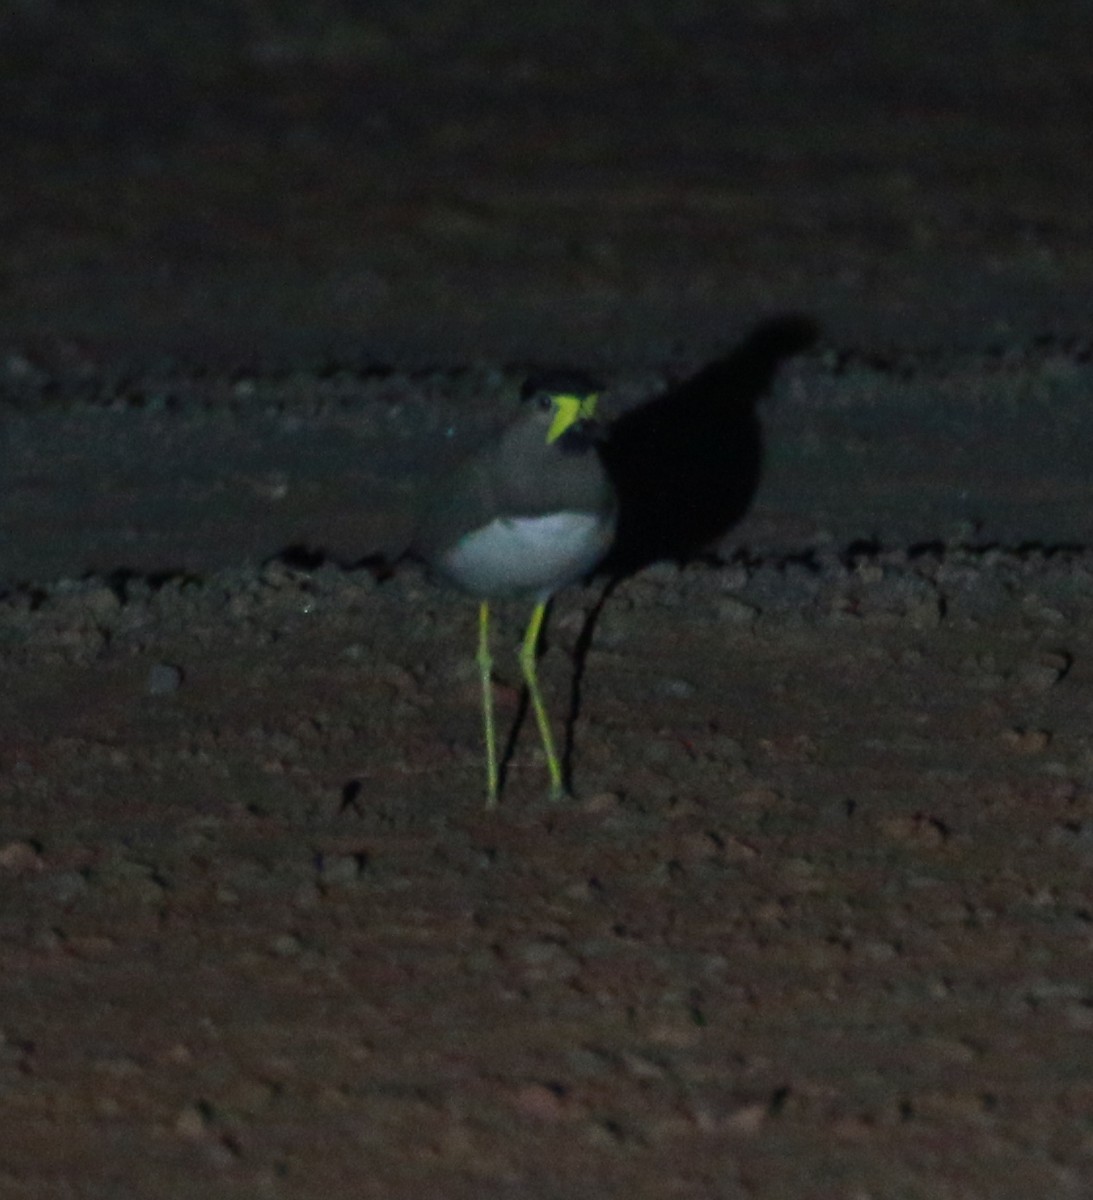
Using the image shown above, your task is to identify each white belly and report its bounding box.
[439,511,613,599]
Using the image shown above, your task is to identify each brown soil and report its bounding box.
[3,541,1093,1197]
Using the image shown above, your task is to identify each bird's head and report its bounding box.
[520,371,604,446]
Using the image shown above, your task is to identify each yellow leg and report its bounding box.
[477,601,499,808]
[518,600,566,800]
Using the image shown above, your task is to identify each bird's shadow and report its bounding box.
[560,314,819,790]
[599,313,818,576]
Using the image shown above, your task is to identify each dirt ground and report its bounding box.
[3,541,1093,1198]
[3,3,1093,1199]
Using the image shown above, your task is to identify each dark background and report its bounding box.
[5,1,1093,578]
[4,0,1092,370]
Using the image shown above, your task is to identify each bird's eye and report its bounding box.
[537,393,552,412]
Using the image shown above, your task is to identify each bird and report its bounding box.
[412,371,617,807]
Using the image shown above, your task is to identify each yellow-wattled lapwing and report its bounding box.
[413,372,616,806]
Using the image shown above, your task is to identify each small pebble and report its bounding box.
[320,853,367,885]
[174,1103,211,1139]
[146,663,183,695]
[81,587,120,619]
[1001,727,1052,753]
[511,1082,568,1122]
[0,841,43,872]
[270,933,302,957]
[717,597,759,624]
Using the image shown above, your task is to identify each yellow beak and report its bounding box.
[546,393,599,444]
